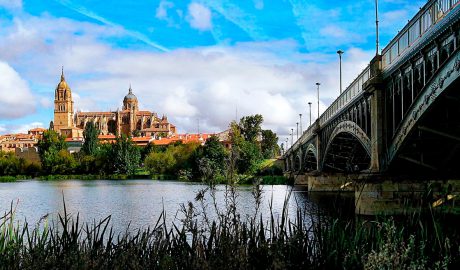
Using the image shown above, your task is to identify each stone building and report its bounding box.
[53,70,176,138]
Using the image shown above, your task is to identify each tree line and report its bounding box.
[0,115,281,181]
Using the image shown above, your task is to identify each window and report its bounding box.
[390,42,398,63]
[383,50,391,67]
[399,31,409,53]
[437,0,450,15]
[421,9,432,33]
[409,20,420,45]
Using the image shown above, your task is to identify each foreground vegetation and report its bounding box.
[1,185,458,269]
[0,115,285,183]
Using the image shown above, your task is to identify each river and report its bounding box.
[0,179,353,232]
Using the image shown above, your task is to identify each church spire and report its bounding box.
[61,66,65,81]
[129,84,132,94]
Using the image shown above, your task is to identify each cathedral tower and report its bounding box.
[53,68,74,133]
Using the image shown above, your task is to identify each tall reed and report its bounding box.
[1,189,459,269]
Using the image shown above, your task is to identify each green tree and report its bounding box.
[239,114,263,143]
[145,150,176,174]
[112,135,141,175]
[81,122,99,156]
[237,140,262,174]
[261,129,280,159]
[193,136,228,181]
[94,143,114,174]
[37,130,68,174]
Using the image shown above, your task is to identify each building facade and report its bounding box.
[53,70,176,138]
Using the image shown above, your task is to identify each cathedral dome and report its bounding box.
[57,80,69,90]
[123,87,137,102]
[123,85,138,110]
[56,68,71,91]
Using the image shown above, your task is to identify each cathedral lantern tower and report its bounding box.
[53,68,74,132]
[123,85,138,111]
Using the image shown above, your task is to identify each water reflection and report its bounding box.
[0,180,352,233]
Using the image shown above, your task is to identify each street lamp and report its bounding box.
[296,122,299,140]
[316,83,321,120]
[299,114,303,134]
[375,0,380,56]
[308,102,312,126]
[291,128,294,146]
[337,50,344,94]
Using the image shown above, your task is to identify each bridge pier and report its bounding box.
[355,178,460,215]
[293,172,355,192]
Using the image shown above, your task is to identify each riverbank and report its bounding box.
[1,173,289,184]
[0,198,458,269]
[0,175,30,182]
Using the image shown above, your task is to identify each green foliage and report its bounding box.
[196,136,229,182]
[111,135,141,175]
[37,130,69,174]
[145,150,176,174]
[0,151,41,177]
[81,122,99,156]
[145,142,200,178]
[236,140,263,174]
[261,129,280,159]
[0,151,22,176]
[94,143,114,174]
[239,114,263,142]
[1,196,459,269]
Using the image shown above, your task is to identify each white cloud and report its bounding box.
[156,0,174,20]
[0,61,35,119]
[187,2,212,31]
[0,12,373,141]
[0,0,22,10]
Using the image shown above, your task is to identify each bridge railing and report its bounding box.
[382,0,460,71]
[284,64,371,157]
[319,65,371,126]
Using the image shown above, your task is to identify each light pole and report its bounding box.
[375,0,379,55]
[299,114,303,134]
[316,83,321,120]
[291,128,294,146]
[337,50,344,94]
[308,102,312,126]
[296,122,299,140]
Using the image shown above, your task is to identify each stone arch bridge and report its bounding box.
[282,0,460,214]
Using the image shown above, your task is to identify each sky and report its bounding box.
[0,0,427,144]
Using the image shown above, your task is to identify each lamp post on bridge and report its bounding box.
[337,50,344,94]
[299,114,303,135]
[296,122,299,140]
[285,138,289,150]
[308,102,312,126]
[316,83,321,121]
[291,128,294,146]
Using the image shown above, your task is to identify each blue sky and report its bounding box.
[0,0,426,140]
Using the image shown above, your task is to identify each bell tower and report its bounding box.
[53,67,74,133]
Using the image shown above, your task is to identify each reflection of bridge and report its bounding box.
[282,0,460,214]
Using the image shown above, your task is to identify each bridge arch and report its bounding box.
[302,143,318,172]
[388,50,460,171]
[293,153,302,173]
[322,121,371,172]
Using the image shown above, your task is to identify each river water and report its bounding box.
[0,179,353,232]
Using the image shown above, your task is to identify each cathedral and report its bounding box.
[53,69,176,138]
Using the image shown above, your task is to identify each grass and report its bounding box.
[38,174,154,181]
[1,185,459,269]
[0,175,29,182]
